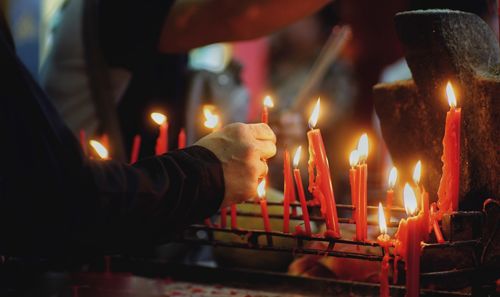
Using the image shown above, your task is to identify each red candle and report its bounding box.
[307,98,340,238]
[79,129,88,156]
[413,160,429,241]
[231,204,238,229]
[283,150,295,233]
[258,179,272,232]
[438,82,461,213]
[151,112,168,155]
[349,150,360,225]
[178,128,186,149]
[395,184,422,297]
[220,207,228,229]
[293,146,312,236]
[356,133,369,241]
[377,203,391,297]
[261,95,274,124]
[130,134,141,164]
[386,167,398,218]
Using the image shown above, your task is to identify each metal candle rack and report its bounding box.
[177,200,488,296]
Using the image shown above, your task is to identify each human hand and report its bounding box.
[195,123,276,207]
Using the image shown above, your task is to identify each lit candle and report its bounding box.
[230,204,238,229]
[377,202,391,297]
[386,167,398,219]
[203,105,220,131]
[438,82,461,213]
[292,146,312,236]
[307,98,340,238]
[130,135,141,164]
[413,161,429,241]
[151,112,168,155]
[349,150,360,225]
[258,179,272,244]
[261,95,274,124]
[395,184,421,297]
[283,149,295,233]
[89,140,109,160]
[356,133,368,241]
[178,128,186,149]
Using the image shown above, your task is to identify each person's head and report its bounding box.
[409,0,498,36]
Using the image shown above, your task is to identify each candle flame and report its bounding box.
[203,105,220,129]
[349,149,359,168]
[403,183,418,216]
[151,112,167,125]
[378,202,387,235]
[413,160,422,185]
[446,81,457,108]
[293,146,302,168]
[357,133,368,161]
[388,166,398,189]
[308,98,320,129]
[263,95,274,108]
[89,140,109,159]
[257,179,266,198]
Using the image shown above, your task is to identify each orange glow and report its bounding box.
[388,167,398,189]
[308,98,321,129]
[403,183,418,216]
[89,140,109,160]
[263,95,274,108]
[357,133,368,161]
[378,202,387,234]
[293,146,302,168]
[412,160,422,185]
[151,112,167,125]
[446,81,457,108]
[257,179,266,198]
[203,105,220,130]
[349,149,359,168]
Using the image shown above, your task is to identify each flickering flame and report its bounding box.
[151,112,167,125]
[293,146,302,168]
[349,149,359,168]
[378,202,387,235]
[357,133,368,161]
[263,95,274,108]
[403,183,418,216]
[203,105,220,129]
[413,160,422,185]
[89,140,109,159]
[257,179,266,198]
[446,81,457,108]
[388,167,398,189]
[308,98,321,129]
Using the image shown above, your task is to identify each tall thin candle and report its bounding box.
[386,167,398,218]
[293,146,311,235]
[261,95,274,124]
[438,82,461,213]
[178,128,186,149]
[258,179,272,244]
[283,150,294,233]
[307,98,340,238]
[151,112,168,155]
[130,135,141,164]
[377,203,391,297]
[356,134,368,241]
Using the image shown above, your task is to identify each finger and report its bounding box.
[255,159,269,179]
[248,123,276,143]
[255,140,276,160]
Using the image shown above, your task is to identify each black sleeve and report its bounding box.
[85,146,224,253]
[0,24,223,257]
[97,0,175,70]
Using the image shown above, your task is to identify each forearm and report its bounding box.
[81,146,224,253]
[159,0,332,53]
